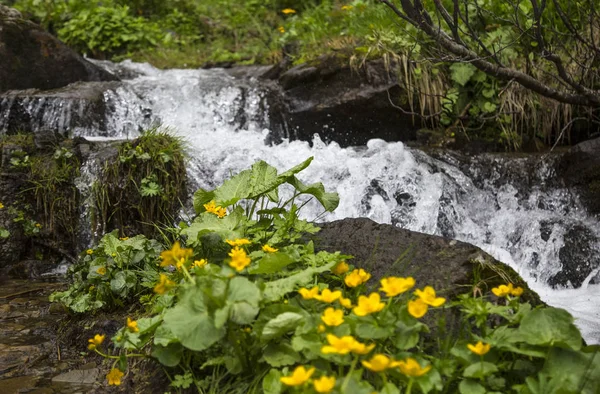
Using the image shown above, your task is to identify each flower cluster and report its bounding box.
[492,282,524,297]
[203,200,227,218]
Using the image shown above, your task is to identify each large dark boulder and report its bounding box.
[314,218,540,303]
[264,56,422,147]
[0,5,117,94]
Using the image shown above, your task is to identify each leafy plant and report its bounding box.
[75,158,598,393]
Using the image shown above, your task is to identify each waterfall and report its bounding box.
[5,59,600,343]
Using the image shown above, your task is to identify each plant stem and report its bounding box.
[341,355,359,392]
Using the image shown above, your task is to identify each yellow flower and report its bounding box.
[351,340,375,355]
[262,244,278,253]
[0,202,4,209]
[396,358,432,377]
[344,269,371,287]
[226,238,251,247]
[87,334,105,350]
[160,241,193,268]
[204,200,227,218]
[321,307,344,326]
[96,266,106,275]
[353,293,385,316]
[338,296,353,309]
[126,317,139,333]
[154,273,175,295]
[278,26,285,33]
[194,259,208,268]
[280,365,315,386]
[492,283,514,297]
[414,286,446,307]
[321,334,357,355]
[511,286,524,296]
[299,286,319,300]
[362,354,395,372]
[35,223,42,228]
[332,261,349,275]
[106,368,124,386]
[281,8,296,14]
[119,237,129,241]
[313,376,336,393]
[86,249,94,255]
[315,288,342,303]
[216,207,227,218]
[341,5,354,11]
[467,341,491,356]
[228,246,251,272]
[407,298,428,318]
[317,324,326,333]
[380,276,415,297]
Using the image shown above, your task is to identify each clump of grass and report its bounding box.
[91,127,187,239]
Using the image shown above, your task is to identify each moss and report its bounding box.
[92,128,187,239]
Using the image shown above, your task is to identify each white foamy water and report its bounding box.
[57,61,600,343]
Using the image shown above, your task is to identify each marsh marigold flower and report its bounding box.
[321,334,357,355]
[351,340,375,355]
[278,26,285,33]
[467,341,491,356]
[226,238,251,247]
[338,296,352,309]
[96,266,106,275]
[160,241,193,268]
[396,358,432,377]
[228,246,251,272]
[154,274,175,295]
[313,376,336,393]
[353,293,385,316]
[299,286,319,300]
[281,8,296,14]
[492,283,514,297]
[511,286,524,296]
[414,286,446,307]
[87,334,105,350]
[407,298,428,318]
[380,276,415,297]
[106,368,124,386]
[332,261,349,275]
[280,365,315,386]
[119,237,129,241]
[344,268,371,287]
[262,244,278,253]
[317,324,326,333]
[0,202,4,209]
[315,288,342,303]
[321,307,344,326]
[341,5,354,11]
[194,259,208,268]
[204,200,227,218]
[86,249,93,255]
[362,354,395,372]
[126,317,139,333]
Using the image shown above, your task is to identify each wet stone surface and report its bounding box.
[0,279,104,393]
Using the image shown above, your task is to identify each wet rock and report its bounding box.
[548,224,600,288]
[267,56,422,147]
[0,375,40,394]
[6,260,57,279]
[558,136,600,216]
[51,368,100,384]
[0,5,117,94]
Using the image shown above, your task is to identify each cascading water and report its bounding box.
[12,60,600,343]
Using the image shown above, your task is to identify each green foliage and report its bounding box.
[70,158,599,393]
[50,231,162,312]
[91,127,186,239]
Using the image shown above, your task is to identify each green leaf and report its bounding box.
[518,308,582,350]
[263,343,301,367]
[162,286,225,351]
[263,369,283,394]
[542,347,600,393]
[381,382,400,394]
[262,312,305,341]
[0,228,9,238]
[394,322,422,350]
[227,276,261,325]
[151,343,183,367]
[463,362,498,379]
[459,379,486,394]
[450,63,477,86]
[153,324,177,347]
[181,209,244,245]
[286,176,339,212]
[355,323,394,339]
[249,252,296,274]
[193,188,215,214]
[263,260,336,301]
